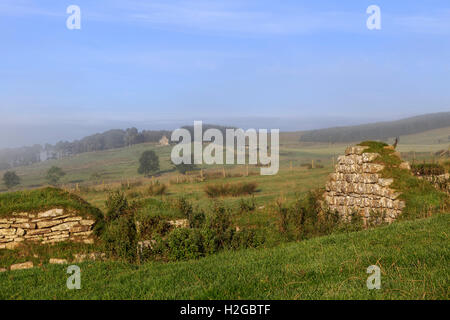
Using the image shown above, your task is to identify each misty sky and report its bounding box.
[1,0,449,148]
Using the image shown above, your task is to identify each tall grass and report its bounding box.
[204,182,258,198]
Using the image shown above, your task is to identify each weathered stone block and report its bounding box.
[37,209,64,218]
[69,225,90,233]
[37,220,64,229]
[11,223,36,229]
[10,261,33,271]
[362,163,384,173]
[345,146,369,155]
[27,228,52,236]
[79,219,96,226]
[51,221,79,231]
[49,258,68,265]
[362,153,379,163]
[0,229,16,236]
[64,216,82,222]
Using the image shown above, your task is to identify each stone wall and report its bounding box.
[323,145,406,224]
[416,173,450,194]
[0,208,96,250]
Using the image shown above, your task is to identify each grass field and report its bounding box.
[0,128,448,300]
[1,213,448,299]
[1,127,448,192]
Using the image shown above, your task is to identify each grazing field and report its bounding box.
[1,127,448,193]
[1,213,448,300]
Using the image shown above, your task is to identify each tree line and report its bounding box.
[0,127,171,170]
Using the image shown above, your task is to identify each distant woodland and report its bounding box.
[0,128,171,170]
[299,112,450,143]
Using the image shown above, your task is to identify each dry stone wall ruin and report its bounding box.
[0,208,96,249]
[323,145,406,224]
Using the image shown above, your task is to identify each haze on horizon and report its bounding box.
[1,0,449,148]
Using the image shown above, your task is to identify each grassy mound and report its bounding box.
[358,141,448,219]
[204,182,258,198]
[0,213,448,299]
[0,187,103,221]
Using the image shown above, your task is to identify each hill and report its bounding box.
[0,213,448,299]
[299,112,450,143]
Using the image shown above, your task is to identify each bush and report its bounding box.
[275,190,344,241]
[201,202,235,253]
[230,229,264,249]
[188,210,206,229]
[105,191,129,221]
[174,197,205,228]
[204,182,258,198]
[46,166,66,186]
[175,197,193,217]
[101,215,137,262]
[2,171,20,189]
[137,215,172,239]
[167,228,204,261]
[238,197,256,213]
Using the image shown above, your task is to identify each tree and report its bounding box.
[3,171,20,189]
[46,166,66,185]
[138,150,160,176]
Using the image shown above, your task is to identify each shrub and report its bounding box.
[230,229,264,249]
[137,215,172,239]
[2,171,20,189]
[275,190,344,241]
[174,197,205,228]
[238,197,256,213]
[188,210,206,229]
[167,228,204,261]
[46,166,66,185]
[204,182,258,198]
[101,215,137,262]
[201,202,235,253]
[105,191,129,221]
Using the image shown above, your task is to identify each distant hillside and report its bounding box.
[299,112,450,143]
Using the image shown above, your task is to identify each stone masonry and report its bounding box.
[323,145,406,224]
[0,208,96,250]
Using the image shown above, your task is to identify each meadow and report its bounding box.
[1,213,448,299]
[0,127,448,300]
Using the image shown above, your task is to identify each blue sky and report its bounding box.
[0,0,449,147]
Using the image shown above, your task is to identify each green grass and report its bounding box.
[135,198,184,219]
[0,187,103,221]
[0,213,448,299]
[0,242,102,269]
